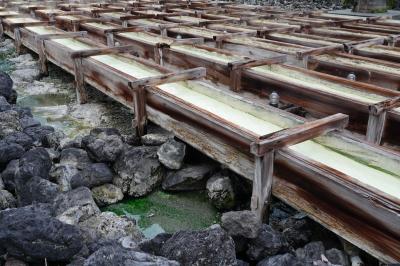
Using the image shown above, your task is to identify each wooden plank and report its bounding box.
[369,96,400,115]
[36,31,87,40]
[72,58,88,104]
[228,55,287,70]
[128,67,206,89]
[70,45,136,58]
[366,112,386,145]
[251,113,349,156]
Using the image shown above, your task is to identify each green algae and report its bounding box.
[103,190,220,238]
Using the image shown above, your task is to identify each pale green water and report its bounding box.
[103,190,220,238]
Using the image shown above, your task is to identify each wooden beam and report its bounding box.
[70,45,136,58]
[35,31,87,40]
[369,96,400,115]
[72,58,88,104]
[37,39,48,75]
[228,55,287,70]
[251,113,349,156]
[132,85,147,137]
[128,67,206,89]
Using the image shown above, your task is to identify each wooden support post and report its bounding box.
[122,20,128,27]
[366,112,386,145]
[72,22,79,32]
[366,96,400,144]
[229,68,241,92]
[132,86,147,137]
[14,27,22,55]
[72,58,88,104]
[0,19,4,39]
[106,32,114,47]
[37,39,48,76]
[251,151,274,222]
[154,46,164,65]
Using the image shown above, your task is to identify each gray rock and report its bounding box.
[46,148,60,162]
[139,233,172,256]
[91,184,123,207]
[0,72,17,104]
[141,133,170,146]
[113,146,165,197]
[0,96,11,111]
[247,224,286,261]
[160,225,236,266]
[71,163,114,189]
[23,125,54,143]
[16,147,52,182]
[19,116,40,129]
[4,257,28,266]
[4,132,34,150]
[279,214,313,248]
[79,212,144,242]
[83,245,179,266]
[16,176,59,206]
[221,210,261,239]
[0,189,17,210]
[11,68,40,82]
[43,131,67,149]
[0,142,24,165]
[82,128,124,163]
[0,110,21,138]
[60,148,92,170]
[296,241,325,264]
[257,253,304,266]
[53,187,100,225]
[157,139,185,170]
[0,204,83,262]
[1,159,19,192]
[206,174,235,210]
[162,163,216,191]
[326,248,349,266]
[0,177,3,190]
[50,164,79,192]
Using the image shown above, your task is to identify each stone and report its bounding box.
[279,214,313,248]
[16,147,52,182]
[79,212,144,242]
[60,148,92,170]
[141,133,170,146]
[257,253,304,266]
[11,68,40,82]
[0,142,24,165]
[23,125,54,143]
[160,225,236,266]
[46,148,60,162]
[91,184,123,207]
[0,96,11,111]
[139,233,172,256]
[246,224,286,261]
[221,210,261,239]
[50,164,80,192]
[16,176,59,206]
[206,174,235,210]
[0,110,21,138]
[81,128,124,163]
[113,146,165,197]
[0,177,3,190]
[0,204,83,262]
[71,163,114,189]
[1,159,19,192]
[52,187,100,225]
[83,245,179,266]
[157,139,186,170]
[162,163,216,191]
[325,248,349,266]
[0,189,17,210]
[4,132,34,150]
[19,116,40,129]
[296,241,326,264]
[0,71,17,104]
[42,131,67,149]
[4,257,28,266]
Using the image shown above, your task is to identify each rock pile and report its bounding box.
[247,0,343,10]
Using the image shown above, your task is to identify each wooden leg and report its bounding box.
[132,86,147,137]
[37,40,48,76]
[14,28,21,55]
[73,58,88,104]
[72,23,79,32]
[366,111,386,145]
[0,21,4,39]
[251,150,274,222]
[106,33,114,47]
[154,47,163,66]
[229,68,241,92]
[122,21,128,27]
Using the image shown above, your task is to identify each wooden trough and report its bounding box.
[1,8,400,263]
